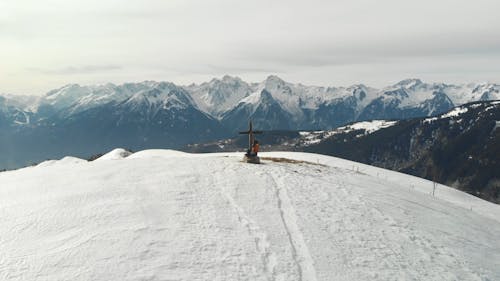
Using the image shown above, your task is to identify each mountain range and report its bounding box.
[1,75,499,169]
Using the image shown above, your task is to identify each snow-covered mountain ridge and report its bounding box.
[2,76,499,129]
[1,149,499,280]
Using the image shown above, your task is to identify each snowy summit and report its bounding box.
[1,149,499,280]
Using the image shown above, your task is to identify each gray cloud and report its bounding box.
[28,65,123,75]
[232,29,500,69]
[2,0,500,94]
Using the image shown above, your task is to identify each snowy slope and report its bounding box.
[299,120,398,145]
[1,150,499,281]
[425,101,500,123]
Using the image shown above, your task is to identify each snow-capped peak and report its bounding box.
[42,83,123,112]
[221,74,244,84]
[229,89,281,118]
[186,75,254,118]
[124,82,194,111]
[263,75,287,91]
[394,78,424,89]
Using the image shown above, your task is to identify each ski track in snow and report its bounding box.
[267,169,318,281]
[214,164,279,281]
[1,151,499,280]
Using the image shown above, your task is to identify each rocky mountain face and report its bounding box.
[1,76,499,169]
[221,89,294,130]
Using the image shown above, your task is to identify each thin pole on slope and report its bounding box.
[432,173,437,197]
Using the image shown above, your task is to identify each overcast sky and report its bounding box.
[1,0,500,94]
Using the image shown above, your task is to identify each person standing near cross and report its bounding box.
[239,120,262,163]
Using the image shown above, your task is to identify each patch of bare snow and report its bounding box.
[299,120,397,146]
[441,107,468,118]
[344,120,397,133]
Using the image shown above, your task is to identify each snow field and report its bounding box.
[0,150,499,280]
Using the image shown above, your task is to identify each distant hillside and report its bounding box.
[185,101,500,203]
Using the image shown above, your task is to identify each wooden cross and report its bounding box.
[239,120,262,152]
